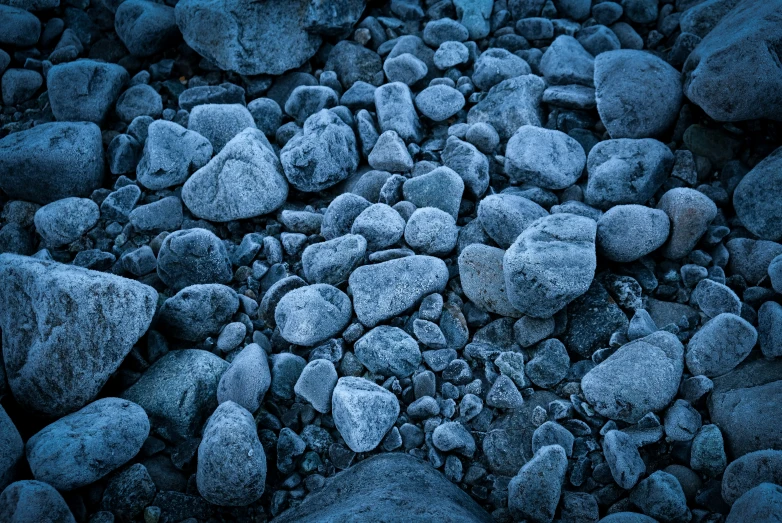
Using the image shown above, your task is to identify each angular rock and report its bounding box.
[0,481,76,523]
[217,343,270,414]
[467,75,546,140]
[354,325,422,378]
[508,445,568,523]
[603,429,646,489]
[115,0,177,57]
[505,125,586,190]
[137,119,213,190]
[294,359,338,413]
[332,377,400,452]
[402,165,464,218]
[187,103,256,153]
[539,35,594,87]
[47,60,128,123]
[158,284,238,342]
[733,147,782,241]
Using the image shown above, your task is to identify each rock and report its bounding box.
[217,343,270,414]
[539,35,595,87]
[368,130,413,171]
[115,84,163,122]
[325,41,384,89]
[577,24,621,55]
[196,401,266,506]
[0,406,22,491]
[603,429,645,489]
[275,284,352,346]
[594,50,682,138]
[453,0,492,40]
[691,279,741,318]
[404,207,458,256]
[727,483,782,523]
[532,422,574,456]
[179,82,246,111]
[332,377,400,452]
[115,0,177,56]
[630,471,690,523]
[478,193,548,249]
[542,84,596,110]
[503,213,597,318]
[321,193,371,240]
[657,187,718,259]
[0,481,76,523]
[486,374,524,409]
[159,284,238,341]
[505,125,586,190]
[472,48,530,91]
[374,82,423,143]
[0,255,155,416]
[137,119,213,190]
[600,514,656,523]
[727,238,782,285]
[759,301,782,358]
[459,243,522,317]
[526,339,570,388]
[467,75,546,140]
[733,147,782,241]
[772,255,782,294]
[596,204,669,262]
[349,255,449,327]
[100,464,156,520]
[682,0,782,122]
[722,449,782,505]
[156,228,232,290]
[354,325,422,378]
[294,359,338,413]
[690,424,727,476]
[34,197,99,247]
[508,445,568,523]
[351,203,406,251]
[415,84,465,121]
[273,453,492,522]
[26,398,149,491]
[175,0,321,75]
[270,353,306,400]
[129,196,183,232]
[187,103,256,153]
[564,280,628,358]
[434,41,469,69]
[582,331,684,422]
[285,86,339,124]
[0,122,104,205]
[304,0,365,35]
[122,349,228,442]
[281,109,359,192]
[432,421,476,457]
[383,53,428,86]
[402,165,464,218]
[664,399,702,442]
[47,60,128,123]
[0,6,40,47]
[585,138,674,210]
[182,128,288,221]
[1,69,42,106]
[302,234,366,285]
[442,136,489,200]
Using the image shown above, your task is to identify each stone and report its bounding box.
[722,449,782,505]
[0,122,104,205]
[582,331,684,422]
[34,197,99,247]
[505,125,586,190]
[122,349,228,442]
[564,280,628,358]
[690,424,727,476]
[196,401,266,506]
[321,193,371,240]
[354,326,422,378]
[156,228,232,290]
[187,103,256,153]
[26,398,149,490]
[434,41,469,69]
[691,279,741,318]
[0,5,40,47]
[532,422,574,457]
[129,197,183,232]
[285,86,339,124]
[100,464,156,520]
[374,82,422,143]
[115,0,177,56]
[687,313,757,377]
[478,193,548,249]
[664,399,702,442]
[472,48,530,91]
[404,207,458,256]
[351,203,406,251]
[115,84,163,122]
[432,421,476,457]
[325,41,384,89]
[727,483,782,523]
[504,213,597,318]
[508,445,568,523]
[630,471,690,523]
[733,147,782,241]
[0,406,22,491]
[0,481,76,523]
[349,255,449,327]
[657,187,718,259]
[415,84,465,121]
[603,429,645,489]
[270,353,307,400]
[158,284,238,341]
[217,343,270,414]
[594,50,682,138]
[539,36,594,87]
[368,130,413,171]
[542,84,596,110]
[526,339,570,388]
[403,166,465,218]
[295,359,338,413]
[332,377,400,453]
[175,0,321,75]
[179,82,246,112]
[759,301,782,358]
[596,204,669,262]
[0,255,156,416]
[585,138,674,210]
[453,0,492,40]
[486,375,524,409]
[577,24,621,55]
[137,119,213,190]
[467,75,546,140]
[383,53,428,86]
[275,284,352,346]
[302,234,366,285]
[727,238,782,285]
[47,60,128,123]
[459,244,522,317]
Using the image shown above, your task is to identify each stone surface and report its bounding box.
[0,481,76,523]
[275,284,352,346]
[332,377,400,452]
[459,243,522,318]
[137,119,213,190]
[505,125,586,190]
[47,60,128,123]
[467,75,546,140]
[733,147,782,241]
[354,325,422,378]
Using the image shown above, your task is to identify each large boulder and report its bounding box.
[0,122,104,205]
[0,255,156,416]
[273,453,492,523]
[175,0,321,75]
[683,0,782,122]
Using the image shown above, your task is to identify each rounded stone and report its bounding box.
[274,284,352,346]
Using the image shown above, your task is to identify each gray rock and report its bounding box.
[459,243,522,317]
[1,68,41,106]
[285,85,339,124]
[772,254,782,294]
[275,284,352,346]
[682,0,782,122]
[383,53,428,86]
[304,0,365,35]
[467,75,546,140]
[349,255,449,327]
[374,82,422,143]
[115,0,177,56]
[727,238,782,285]
[585,138,674,210]
[302,234,366,285]
[539,35,594,87]
[351,203,406,251]
[332,377,400,452]
[47,60,128,123]
[657,187,717,259]
[596,204,669,262]
[321,193,371,240]
[504,213,596,318]
[100,464,156,520]
[691,279,741,318]
[442,136,490,198]
[577,24,621,55]
[603,429,645,489]
[722,449,782,505]
[196,401,266,506]
[486,374,524,409]
[687,313,757,377]
[122,349,228,442]
[505,125,586,190]
[156,228,232,290]
[325,40,384,90]
[137,119,213,190]
[594,50,682,138]
[175,0,321,75]
[727,483,782,523]
[472,48,530,91]
[179,82,246,112]
[453,0,492,39]
[415,84,465,121]
[368,130,413,171]
[630,471,690,523]
[600,514,656,523]
[273,453,492,522]
[26,398,149,490]
[270,353,306,400]
[0,122,104,205]
[0,5,40,47]
[664,399,702,442]
[115,84,163,122]
[0,481,76,523]
[434,41,469,69]
[182,128,287,221]
[281,109,359,192]
[247,97,282,136]
[564,280,628,357]
[759,301,782,358]
[733,147,782,241]
[0,255,156,416]
[354,325,422,378]
[508,445,568,523]
[582,331,684,422]
[217,343,270,414]
[478,193,548,249]
[403,165,464,218]
[294,359,338,413]
[526,339,570,388]
[432,421,476,457]
[0,406,22,491]
[187,103,256,153]
[405,207,458,256]
[542,84,596,110]
[532,422,574,456]
[158,284,238,341]
[101,184,141,223]
[690,423,727,476]
[33,197,99,247]
[128,196,183,232]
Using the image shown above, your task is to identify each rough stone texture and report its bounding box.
[459,243,522,317]
[505,125,586,190]
[47,60,128,123]
[137,119,213,190]
[332,377,400,452]
[354,325,422,378]
[0,406,22,491]
[686,313,757,377]
[0,481,76,523]
[0,254,156,416]
[726,482,782,523]
[158,284,239,341]
[467,75,546,140]
[275,284,353,346]
[721,449,782,505]
[217,343,270,414]
[733,146,782,241]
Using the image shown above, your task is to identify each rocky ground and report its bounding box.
[0,0,781,521]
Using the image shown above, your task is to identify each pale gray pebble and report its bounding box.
[340,81,377,111]
[595,205,668,264]
[727,483,782,523]
[542,84,596,110]
[413,318,447,349]
[458,243,522,317]
[691,278,740,318]
[486,374,523,409]
[0,480,76,523]
[283,233,309,258]
[686,313,757,377]
[302,234,367,285]
[156,228,232,290]
[354,325,421,378]
[423,18,469,47]
[434,41,469,69]
[321,193,371,240]
[158,284,238,342]
[383,53,428,86]
[26,398,149,491]
[408,396,440,420]
[471,48,530,91]
[467,74,545,140]
[332,377,400,452]
[508,445,567,523]
[516,17,554,40]
[368,130,414,171]
[351,203,406,251]
[196,401,266,506]
[432,421,475,457]
[101,184,141,223]
[217,343,270,413]
[275,284,352,346]
[285,85,339,123]
[270,353,306,400]
[404,207,458,256]
[504,125,586,190]
[34,197,99,247]
[294,359,338,413]
[478,193,548,249]
[442,136,490,198]
[136,119,212,190]
[465,122,499,154]
[630,471,690,523]
[115,84,163,122]
[514,315,556,349]
[603,429,646,489]
[540,35,594,87]
[663,399,702,442]
[415,84,465,122]
[129,196,183,232]
[187,103,256,153]
[374,82,423,143]
[247,97,282,136]
[532,422,574,457]
[525,338,570,388]
[216,322,245,353]
[657,187,717,260]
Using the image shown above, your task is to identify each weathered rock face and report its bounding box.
[0,255,156,417]
[273,453,492,523]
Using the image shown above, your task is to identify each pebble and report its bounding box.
[137,119,212,190]
[115,0,177,56]
[285,85,339,123]
[115,84,163,122]
[354,325,421,378]
[434,41,469,69]
[158,284,238,341]
[0,5,41,47]
[691,278,741,318]
[383,53,428,86]
[532,422,575,457]
[302,234,366,285]
[332,377,400,453]
[539,35,594,87]
[294,359,338,413]
[187,103,256,153]
[442,136,490,198]
[1,69,42,106]
[351,203,405,251]
[467,74,546,139]
[458,243,522,317]
[0,406,22,491]
[471,48,530,91]
[603,429,645,489]
[508,445,568,523]
[663,399,702,442]
[596,204,669,262]
[721,449,782,505]
[759,301,782,358]
[432,421,475,457]
[217,343,270,413]
[270,353,306,400]
[733,146,782,241]
[686,313,757,377]
[657,188,718,259]
[374,82,423,143]
[505,125,586,190]
[34,197,99,247]
[156,228,233,290]
[404,207,458,256]
[321,193,371,240]
[526,339,570,388]
[629,471,690,523]
[478,193,548,249]
[129,196,183,232]
[415,84,465,121]
[0,481,76,523]
[486,375,524,409]
[690,423,727,477]
[274,284,352,346]
[727,483,782,523]
[368,130,413,171]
